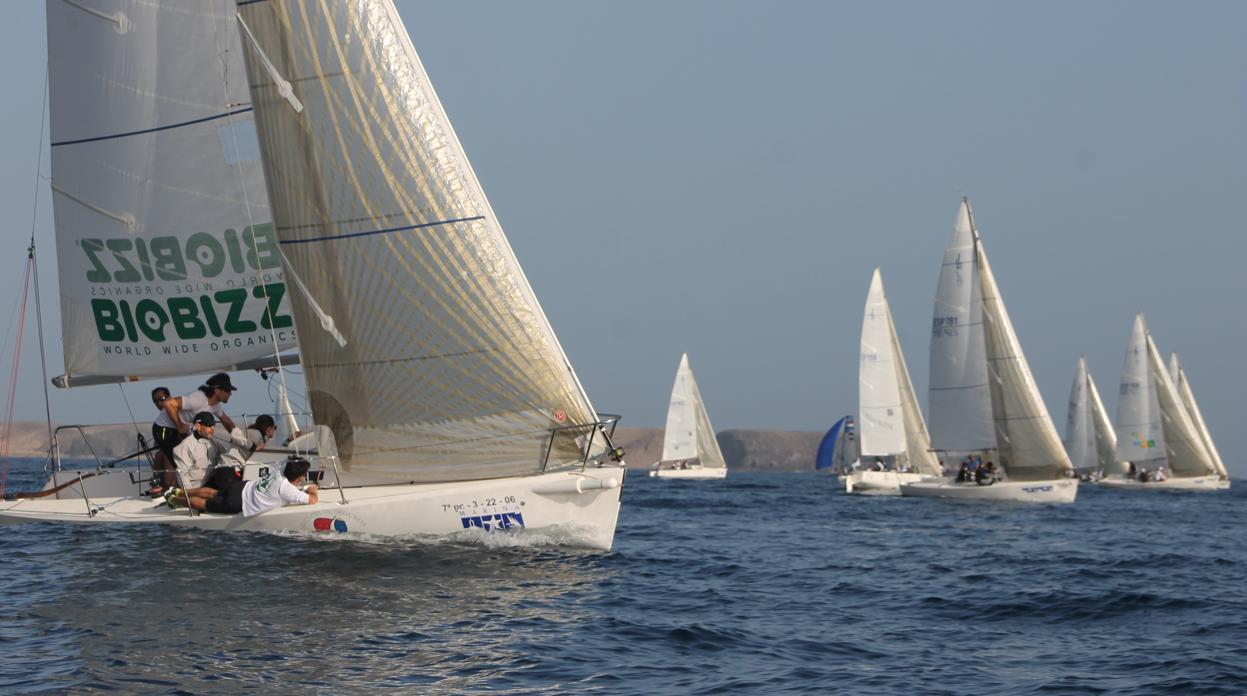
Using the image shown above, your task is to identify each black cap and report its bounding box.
[252,415,276,432]
[193,411,216,427]
[206,373,237,392]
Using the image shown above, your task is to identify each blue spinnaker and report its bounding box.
[815,417,848,470]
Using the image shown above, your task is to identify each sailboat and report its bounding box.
[1064,356,1123,480]
[1099,315,1220,491]
[900,198,1077,502]
[650,354,727,479]
[815,416,858,475]
[0,1,628,549]
[1170,353,1230,489]
[843,268,943,494]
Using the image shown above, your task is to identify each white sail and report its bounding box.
[237,1,601,482]
[660,354,725,468]
[1115,314,1165,465]
[46,0,297,385]
[975,229,1072,481]
[1168,352,1181,386]
[1173,359,1229,480]
[1146,336,1216,478]
[1064,357,1098,474]
[887,294,942,477]
[929,199,995,453]
[859,269,940,476]
[660,354,698,462]
[1085,369,1124,476]
[859,269,906,457]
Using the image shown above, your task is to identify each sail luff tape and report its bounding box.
[236,13,305,114]
[278,249,348,347]
[50,182,136,230]
[60,0,131,34]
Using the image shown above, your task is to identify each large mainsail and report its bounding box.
[860,269,940,475]
[929,199,995,454]
[46,0,297,385]
[1171,355,1229,480]
[660,354,725,468]
[859,269,906,458]
[1115,315,1165,465]
[236,1,600,481]
[1145,335,1216,478]
[975,229,1072,481]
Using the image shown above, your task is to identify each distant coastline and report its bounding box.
[4,422,824,472]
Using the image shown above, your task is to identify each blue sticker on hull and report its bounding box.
[461,512,526,531]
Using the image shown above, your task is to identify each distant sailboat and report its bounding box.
[843,268,943,494]
[1064,356,1123,480]
[815,416,858,475]
[901,198,1077,502]
[650,354,727,479]
[1101,316,1221,491]
[1170,353,1230,489]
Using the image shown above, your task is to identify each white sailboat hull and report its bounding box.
[1,467,627,551]
[648,465,727,480]
[1095,475,1223,492]
[899,478,1078,503]
[840,470,933,495]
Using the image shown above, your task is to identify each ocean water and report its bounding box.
[2,458,1246,695]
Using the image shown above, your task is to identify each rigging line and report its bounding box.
[114,383,144,445]
[215,3,294,405]
[0,261,33,499]
[30,67,55,474]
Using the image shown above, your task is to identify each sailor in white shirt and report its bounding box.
[166,457,318,516]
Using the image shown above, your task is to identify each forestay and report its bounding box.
[929,199,995,453]
[236,0,598,481]
[47,0,297,385]
[1115,315,1165,464]
[975,233,1072,481]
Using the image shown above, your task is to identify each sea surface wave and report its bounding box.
[2,459,1245,694]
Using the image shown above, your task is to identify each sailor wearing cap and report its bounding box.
[170,411,228,489]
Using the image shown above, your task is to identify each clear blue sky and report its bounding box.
[1,1,1243,473]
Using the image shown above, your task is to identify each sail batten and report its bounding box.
[236,0,599,481]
